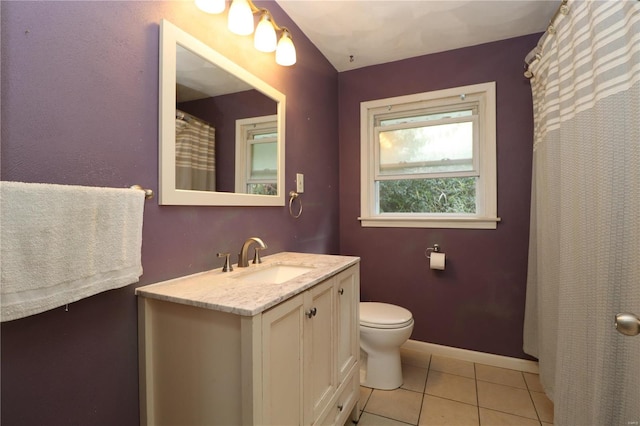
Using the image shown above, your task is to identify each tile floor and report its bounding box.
[352,348,554,426]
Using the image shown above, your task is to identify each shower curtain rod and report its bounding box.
[176,109,214,127]
[524,0,569,68]
[546,0,569,33]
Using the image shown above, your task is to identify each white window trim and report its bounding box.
[235,114,278,193]
[359,82,500,229]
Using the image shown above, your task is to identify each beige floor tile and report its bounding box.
[402,364,428,393]
[478,408,541,426]
[360,386,373,411]
[419,395,479,426]
[425,370,477,406]
[476,364,527,389]
[477,381,537,420]
[530,391,554,423]
[360,350,550,426]
[357,411,414,426]
[401,347,432,369]
[430,355,475,378]
[523,372,544,392]
[365,388,423,425]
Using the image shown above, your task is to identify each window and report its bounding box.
[235,115,278,195]
[360,82,499,229]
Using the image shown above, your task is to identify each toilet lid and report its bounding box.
[360,302,413,329]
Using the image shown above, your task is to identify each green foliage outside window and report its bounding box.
[248,183,277,195]
[379,177,476,213]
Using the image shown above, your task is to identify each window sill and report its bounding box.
[358,216,501,229]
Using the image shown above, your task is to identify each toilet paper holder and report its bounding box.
[425,244,441,259]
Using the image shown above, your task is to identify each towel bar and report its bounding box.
[130,185,154,200]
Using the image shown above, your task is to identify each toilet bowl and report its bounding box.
[359,302,414,390]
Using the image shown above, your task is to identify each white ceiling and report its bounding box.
[275,0,560,72]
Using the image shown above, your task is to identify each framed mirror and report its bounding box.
[159,19,286,206]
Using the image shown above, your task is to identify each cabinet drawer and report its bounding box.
[315,368,359,426]
[334,372,359,426]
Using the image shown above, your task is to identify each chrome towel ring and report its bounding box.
[289,191,303,218]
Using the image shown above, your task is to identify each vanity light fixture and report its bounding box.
[275,29,296,66]
[254,12,277,52]
[227,0,254,35]
[195,0,297,66]
[194,0,226,14]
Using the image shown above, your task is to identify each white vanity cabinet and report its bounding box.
[262,267,360,426]
[321,267,360,426]
[137,253,360,426]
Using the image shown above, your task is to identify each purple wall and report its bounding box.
[338,35,539,360]
[0,1,338,425]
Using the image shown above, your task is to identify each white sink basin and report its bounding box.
[235,264,315,284]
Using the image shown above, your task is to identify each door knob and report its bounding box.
[305,307,317,318]
[615,313,640,336]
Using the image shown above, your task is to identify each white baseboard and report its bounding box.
[402,339,539,374]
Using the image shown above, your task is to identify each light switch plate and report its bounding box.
[296,173,304,193]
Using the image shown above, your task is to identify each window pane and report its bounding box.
[378,121,473,175]
[250,142,277,179]
[378,177,476,214]
[252,131,277,140]
[380,109,472,126]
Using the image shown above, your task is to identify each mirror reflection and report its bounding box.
[175,45,278,194]
[159,19,286,206]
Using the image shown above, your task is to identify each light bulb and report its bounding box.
[276,30,296,66]
[195,0,226,14]
[228,0,254,36]
[254,14,277,52]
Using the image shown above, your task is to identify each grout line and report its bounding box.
[480,407,545,424]
[359,387,372,415]
[415,365,429,426]
[474,363,482,426]
[359,408,415,426]
[475,378,530,390]
[368,413,415,426]
[423,393,478,409]
[525,378,544,425]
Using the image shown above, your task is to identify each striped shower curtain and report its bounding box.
[175,111,216,191]
[523,1,639,425]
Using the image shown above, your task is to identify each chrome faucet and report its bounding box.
[238,237,267,268]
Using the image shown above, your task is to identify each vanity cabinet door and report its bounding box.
[305,279,336,425]
[262,279,336,426]
[335,266,360,386]
[262,292,305,426]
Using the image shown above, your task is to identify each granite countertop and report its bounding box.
[135,252,360,316]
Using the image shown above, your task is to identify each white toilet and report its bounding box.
[359,302,414,390]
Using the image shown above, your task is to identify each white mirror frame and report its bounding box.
[159,19,286,206]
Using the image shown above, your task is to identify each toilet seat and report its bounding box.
[360,302,413,329]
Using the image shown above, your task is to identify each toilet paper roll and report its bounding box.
[430,252,446,270]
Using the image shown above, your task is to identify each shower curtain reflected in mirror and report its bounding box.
[523,1,639,425]
[175,110,216,191]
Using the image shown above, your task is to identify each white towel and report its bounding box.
[0,181,145,322]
